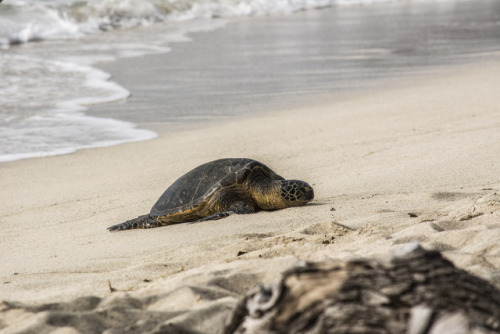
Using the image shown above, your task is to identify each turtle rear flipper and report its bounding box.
[107,214,162,231]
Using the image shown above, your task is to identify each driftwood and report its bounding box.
[224,244,500,334]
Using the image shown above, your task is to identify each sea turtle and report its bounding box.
[107,158,314,231]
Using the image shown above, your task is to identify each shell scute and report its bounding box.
[150,158,264,217]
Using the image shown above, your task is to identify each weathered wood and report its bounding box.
[225,245,500,334]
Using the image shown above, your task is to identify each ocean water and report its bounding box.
[1,0,500,162]
[0,0,402,162]
[90,0,500,130]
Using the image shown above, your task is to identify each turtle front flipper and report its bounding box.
[189,201,255,224]
[190,212,232,223]
[107,214,163,231]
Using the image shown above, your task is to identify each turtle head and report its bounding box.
[279,180,314,206]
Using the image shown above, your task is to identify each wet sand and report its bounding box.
[89,0,500,132]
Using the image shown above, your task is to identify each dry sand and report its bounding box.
[1,61,500,333]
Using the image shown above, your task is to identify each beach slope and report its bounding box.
[1,62,500,332]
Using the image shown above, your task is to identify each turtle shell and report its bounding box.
[150,158,282,217]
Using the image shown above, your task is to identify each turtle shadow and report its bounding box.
[305,201,329,207]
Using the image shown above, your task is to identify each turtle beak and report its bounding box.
[304,185,314,201]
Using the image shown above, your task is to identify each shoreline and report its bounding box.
[3,0,500,164]
[88,0,500,134]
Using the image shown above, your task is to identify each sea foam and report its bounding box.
[0,0,400,49]
[0,54,156,162]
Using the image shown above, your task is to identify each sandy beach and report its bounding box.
[3,2,500,332]
[1,56,500,332]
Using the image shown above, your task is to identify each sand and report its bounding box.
[1,61,500,333]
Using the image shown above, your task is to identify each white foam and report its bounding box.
[0,1,82,47]
[0,114,157,162]
[0,54,156,162]
[0,0,404,48]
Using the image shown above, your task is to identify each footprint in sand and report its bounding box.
[428,190,499,231]
[431,191,474,201]
[392,190,500,253]
[299,221,353,245]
